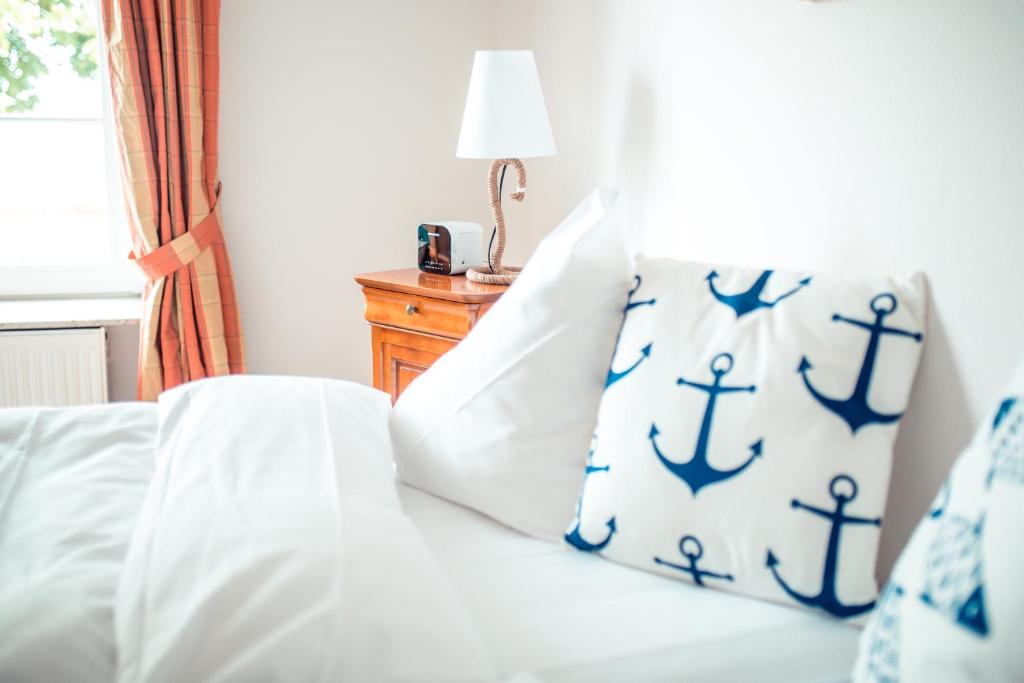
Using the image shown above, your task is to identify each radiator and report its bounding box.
[0,328,109,407]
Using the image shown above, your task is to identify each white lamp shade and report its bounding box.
[456,50,556,159]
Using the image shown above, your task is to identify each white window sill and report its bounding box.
[0,297,141,331]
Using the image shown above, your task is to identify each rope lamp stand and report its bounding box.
[466,158,527,286]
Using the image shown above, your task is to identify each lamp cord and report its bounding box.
[487,164,507,273]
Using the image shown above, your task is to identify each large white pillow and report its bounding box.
[0,403,156,683]
[854,356,1024,682]
[567,256,927,622]
[116,376,495,683]
[390,190,634,541]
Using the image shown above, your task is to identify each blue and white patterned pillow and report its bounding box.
[854,357,1024,681]
[565,256,927,622]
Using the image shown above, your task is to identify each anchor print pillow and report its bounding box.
[565,255,927,623]
[854,356,1024,682]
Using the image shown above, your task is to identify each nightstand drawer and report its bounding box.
[356,269,505,403]
[362,287,481,339]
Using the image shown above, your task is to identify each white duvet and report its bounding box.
[0,376,495,683]
[0,403,156,682]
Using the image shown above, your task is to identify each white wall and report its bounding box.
[212,0,1024,576]
[219,0,504,384]
[501,0,1024,577]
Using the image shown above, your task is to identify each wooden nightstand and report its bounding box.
[354,268,506,403]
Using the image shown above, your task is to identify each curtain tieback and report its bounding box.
[130,202,223,282]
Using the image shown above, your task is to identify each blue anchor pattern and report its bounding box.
[799,293,923,433]
[650,353,763,496]
[766,474,881,619]
[605,275,656,388]
[988,396,1023,487]
[706,268,811,318]
[919,512,989,637]
[863,583,904,683]
[654,535,734,587]
[565,436,617,552]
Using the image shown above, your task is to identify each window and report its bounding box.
[0,0,140,297]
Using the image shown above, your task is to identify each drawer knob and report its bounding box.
[405,304,418,315]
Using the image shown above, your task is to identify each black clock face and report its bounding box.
[418,224,452,275]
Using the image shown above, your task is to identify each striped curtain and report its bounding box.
[101,0,244,400]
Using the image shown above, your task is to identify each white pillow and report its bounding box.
[568,256,927,622]
[116,376,495,683]
[390,190,634,541]
[0,403,156,683]
[854,356,1024,682]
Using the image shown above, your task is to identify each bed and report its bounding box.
[0,376,861,683]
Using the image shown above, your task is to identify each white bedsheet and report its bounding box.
[399,484,861,683]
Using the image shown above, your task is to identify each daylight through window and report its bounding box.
[0,0,138,295]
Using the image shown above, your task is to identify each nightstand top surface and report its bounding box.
[354,268,506,304]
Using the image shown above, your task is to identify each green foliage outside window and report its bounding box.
[0,0,99,113]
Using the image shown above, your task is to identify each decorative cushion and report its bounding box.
[566,255,926,622]
[390,190,633,541]
[854,357,1024,682]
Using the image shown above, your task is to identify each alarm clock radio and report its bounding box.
[417,222,484,276]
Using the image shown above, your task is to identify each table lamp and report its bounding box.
[457,50,556,285]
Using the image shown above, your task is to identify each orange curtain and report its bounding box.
[101,0,244,400]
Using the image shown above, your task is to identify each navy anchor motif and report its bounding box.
[766,474,881,619]
[799,293,923,433]
[565,436,616,552]
[920,512,989,637]
[706,269,811,318]
[654,535,734,587]
[650,353,763,495]
[606,275,656,388]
